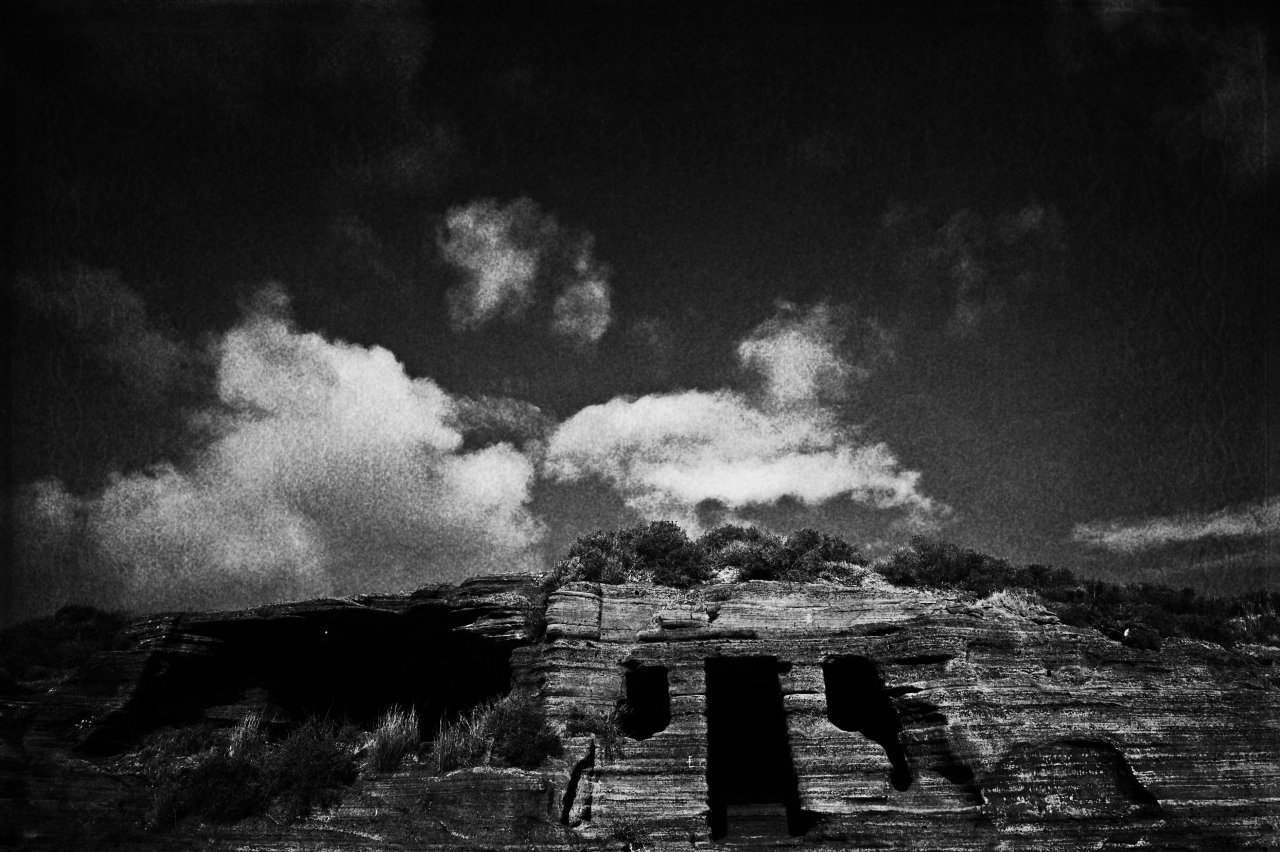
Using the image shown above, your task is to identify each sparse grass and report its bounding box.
[981,588,1048,619]
[365,705,419,773]
[431,700,493,773]
[228,710,265,759]
[430,692,563,773]
[565,705,625,760]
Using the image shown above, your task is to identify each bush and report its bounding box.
[431,692,562,773]
[877,538,1020,596]
[875,538,1280,650]
[698,526,864,582]
[266,717,359,822]
[716,539,780,581]
[548,522,712,590]
[981,588,1047,619]
[635,521,710,589]
[0,605,129,681]
[545,529,642,589]
[565,705,625,760]
[696,524,772,552]
[147,751,265,830]
[140,714,359,831]
[365,705,419,773]
[486,693,564,768]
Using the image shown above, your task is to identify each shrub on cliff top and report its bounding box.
[0,604,129,681]
[875,537,1280,649]
[699,526,865,582]
[637,521,711,588]
[548,521,869,590]
[547,522,711,589]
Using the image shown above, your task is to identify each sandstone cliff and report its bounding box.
[3,571,1278,850]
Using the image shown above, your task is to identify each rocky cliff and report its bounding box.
[3,571,1278,850]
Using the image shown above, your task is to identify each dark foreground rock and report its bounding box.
[3,571,1278,850]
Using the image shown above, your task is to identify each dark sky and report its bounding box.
[3,0,1276,624]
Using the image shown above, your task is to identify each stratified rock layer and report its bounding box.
[3,572,1278,850]
[529,575,1280,849]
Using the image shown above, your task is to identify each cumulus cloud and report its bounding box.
[438,197,614,344]
[12,286,545,618]
[545,303,942,532]
[450,394,556,455]
[737,301,899,405]
[738,302,856,405]
[552,276,612,345]
[440,198,544,328]
[1073,495,1280,553]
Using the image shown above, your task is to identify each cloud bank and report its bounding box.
[439,197,613,344]
[1073,495,1280,553]
[545,302,942,531]
[14,286,544,616]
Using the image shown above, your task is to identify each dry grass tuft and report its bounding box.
[365,705,419,773]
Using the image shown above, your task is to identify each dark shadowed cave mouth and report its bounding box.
[705,657,815,840]
[618,664,671,740]
[822,655,913,791]
[78,601,517,754]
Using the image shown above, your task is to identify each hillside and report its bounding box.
[2,529,1278,850]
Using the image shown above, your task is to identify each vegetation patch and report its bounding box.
[878,537,1280,649]
[430,692,563,773]
[546,522,1278,650]
[135,714,360,831]
[364,704,420,773]
[0,604,129,684]
[565,705,625,760]
[545,523,864,592]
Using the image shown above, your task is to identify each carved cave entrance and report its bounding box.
[705,657,804,839]
[822,655,913,791]
[618,665,671,739]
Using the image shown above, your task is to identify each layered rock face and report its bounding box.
[4,572,1278,850]
[531,573,1280,849]
[2,577,539,850]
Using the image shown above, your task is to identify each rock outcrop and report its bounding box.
[4,571,1278,850]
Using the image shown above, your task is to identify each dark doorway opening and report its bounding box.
[822,656,912,791]
[705,657,806,839]
[617,665,670,740]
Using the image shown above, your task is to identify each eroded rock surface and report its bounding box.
[3,572,1278,850]
[533,576,1280,849]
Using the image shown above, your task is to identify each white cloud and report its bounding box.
[1073,496,1280,552]
[440,198,542,329]
[545,389,939,531]
[545,301,942,532]
[439,197,614,343]
[14,287,545,615]
[552,275,612,344]
[737,301,857,406]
